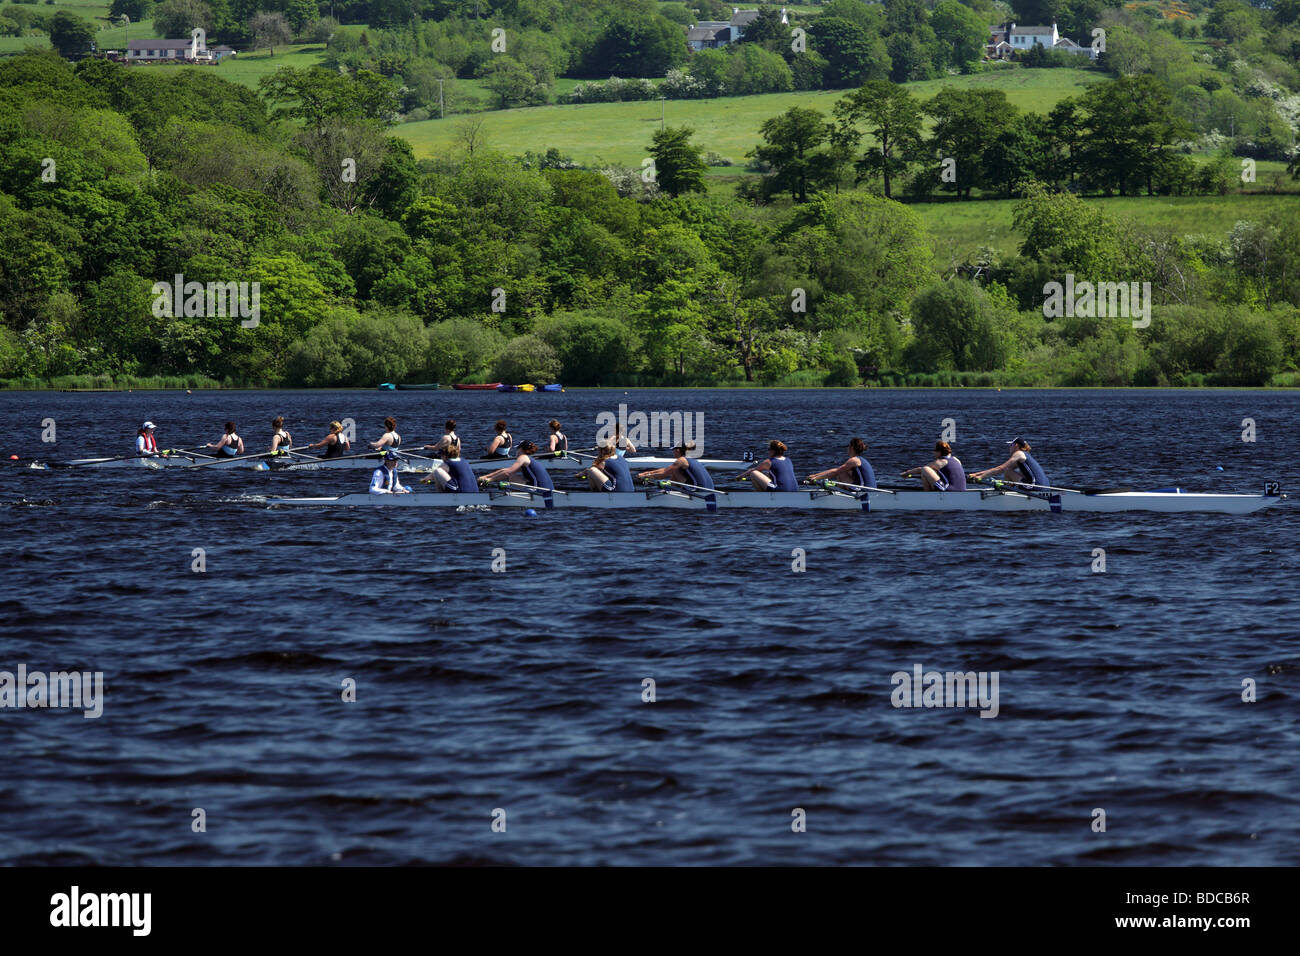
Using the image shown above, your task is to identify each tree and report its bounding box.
[929,0,988,72]
[109,0,153,21]
[582,10,686,77]
[259,67,400,130]
[908,280,1011,371]
[151,0,215,39]
[750,108,842,203]
[49,12,96,59]
[738,7,787,46]
[649,126,707,197]
[494,334,561,383]
[925,88,1018,198]
[249,12,291,56]
[834,81,923,199]
[478,55,547,108]
[1073,76,1190,196]
[808,16,891,88]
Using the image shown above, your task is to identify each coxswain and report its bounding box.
[901,440,966,492]
[485,420,512,458]
[305,421,350,459]
[969,437,1049,489]
[205,422,244,457]
[584,440,635,492]
[737,440,799,491]
[369,450,410,495]
[637,442,713,490]
[422,420,459,457]
[805,437,876,488]
[479,439,553,490]
[135,421,161,458]
[368,417,401,452]
[547,420,568,454]
[270,416,293,454]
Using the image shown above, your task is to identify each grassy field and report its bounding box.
[399,69,1101,166]
[916,193,1300,261]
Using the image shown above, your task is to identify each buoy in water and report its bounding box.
[524,508,537,516]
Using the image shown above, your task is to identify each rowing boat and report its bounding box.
[452,383,502,390]
[44,452,755,473]
[267,484,1287,514]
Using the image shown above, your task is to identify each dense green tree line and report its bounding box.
[1,50,1298,391]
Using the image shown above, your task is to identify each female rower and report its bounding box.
[369,450,410,495]
[547,420,568,454]
[270,416,293,454]
[421,439,478,492]
[485,420,512,458]
[613,423,636,457]
[368,417,401,452]
[422,420,458,456]
[806,437,876,488]
[738,440,799,492]
[205,422,244,457]
[969,437,1049,489]
[478,440,553,490]
[585,441,635,492]
[305,421,350,459]
[901,440,966,492]
[135,421,160,458]
[637,442,713,490]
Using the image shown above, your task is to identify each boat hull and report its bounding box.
[267,488,1286,514]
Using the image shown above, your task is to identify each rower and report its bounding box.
[270,416,293,454]
[369,417,401,452]
[420,439,478,492]
[485,420,512,458]
[969,437,1049,489]
[805,437,876,488]
[205,422,244,457]
[738,440,798,491]
[305,421,350,459]
[547,420,568,454]
[613,423,637,457]
[637,441,713,490]
[369,450,410,495]
[901,440,966,492]
[585,440,635,492]
[479,439,552,490]
[135,421,160,458]
[422,420,458,457]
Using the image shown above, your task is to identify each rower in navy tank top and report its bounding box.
[601,454,634,491]
[902,440,965,492]
[442,454,478,492]
[547,420,568,454]
[479,440,550,490]
[806,437,876,489]
[636,442,712,490]
[970,437,1049,489]
[739,440,798,491]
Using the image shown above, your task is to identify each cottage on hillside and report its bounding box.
[985,22,1097,60]
[686,7,789,51]
[127,38,237,63]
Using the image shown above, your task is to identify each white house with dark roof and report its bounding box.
[127,38,237,63]
[686,7,789,51]
[986,22,1097,60]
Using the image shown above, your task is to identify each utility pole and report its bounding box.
[659,96,665,130]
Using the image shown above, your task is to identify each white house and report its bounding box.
[686,7,789,51]
[986,22,1097,60]
[127,38,237,63]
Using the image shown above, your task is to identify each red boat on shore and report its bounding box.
[452,383,504,390]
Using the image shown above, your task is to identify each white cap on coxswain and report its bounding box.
[142,421,156,430]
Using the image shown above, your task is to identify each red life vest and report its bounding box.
[138,430,158,453]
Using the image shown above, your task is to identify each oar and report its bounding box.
[642,478,728,496]
[483,480,568,496]
[807,478,895,495]
[187,449,283,468]
[970,476,1082,496]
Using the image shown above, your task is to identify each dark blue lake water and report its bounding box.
[1,388,1297,865]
